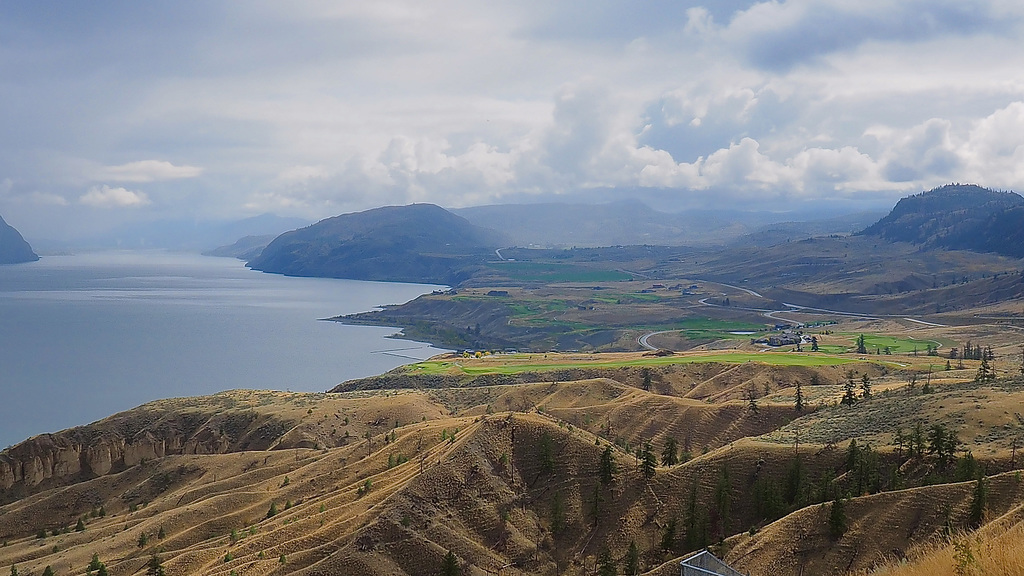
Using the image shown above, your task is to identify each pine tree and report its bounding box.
[856,334,867,354]
[600,445,616,485]
[138,531,149,548]
[860,374,871,399]
[641,367,652,392]
[89,554,103,573]
[660,517,677,552]
[440,550,460,576]
[641,442,656,480]
[661,437,679,466]
[624,540,640,576]
[841,370,857,405]
[597,548,618,576]
[975,354,994,382]
[145,554,165,576]
[42,567,54,576]
[266,502,278,519]
[746,386,759,413]
[811,336,819,351]
[76,518,85,532]
[828,497,847,538]
[539,431,555,474]
[794,380,804,412]
[968,476,988,527]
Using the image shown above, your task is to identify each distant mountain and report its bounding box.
[247,204,504,284]
[72,213,310,252]
[455,201,876,248]
[203,234,278,260]
[0,214,38,264]
[860,184,1024,257]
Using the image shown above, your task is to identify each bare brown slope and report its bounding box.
[0,390,449,503]
[724,470,1024,576]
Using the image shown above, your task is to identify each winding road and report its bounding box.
[636,279,946,350]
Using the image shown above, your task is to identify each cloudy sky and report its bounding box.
[3,0,1024,240]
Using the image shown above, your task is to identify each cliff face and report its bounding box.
[0,213,38,264]
[0,391,329,500]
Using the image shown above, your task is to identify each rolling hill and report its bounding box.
[860,183,1024,257]
[247,204,504,285]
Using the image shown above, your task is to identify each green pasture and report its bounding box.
[402,351,865,376]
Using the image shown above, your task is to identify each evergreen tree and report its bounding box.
[550,491,567,535]
[712,466,731,539]
[138,531,148,548]
[794,380,804,413]
[641,367,652,392]
[746,386,759,413]
[661,438,679,466]
[841,370,857,405]
[145,555,165,576]
[42,567,54,576]
[598,549,617,576]
[860,374,872,399]
[158,525,166,539]
[810,336,819,351]
[266,502,278,519]
[624,540,640,576]
[96,565,109,576]
[856,334,867,354]
[440,550,460,576]
[910,422,925,458]
[88,554,103,573]
[75,518,85,532]
[827,497,847,538]
[9,566,16,576]
[641,443,656,480]
[660,517,677,552]
[968,476,988,527]
[975,354,994,382]
[539,432,555,474]
[684,481,707,551]
[600,445,616,485]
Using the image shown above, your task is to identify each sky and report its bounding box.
[3,0,1024,240]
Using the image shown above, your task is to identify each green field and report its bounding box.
[826,333,945,355]
[403,351,867,376]
[486,261,632,283]
[644,318,765,341]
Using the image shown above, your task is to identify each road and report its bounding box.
[636,279,947,350]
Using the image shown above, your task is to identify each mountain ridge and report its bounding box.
[0,213,38,264]
[859,183,1024,257]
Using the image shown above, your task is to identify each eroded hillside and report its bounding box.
[2,363,1022,576]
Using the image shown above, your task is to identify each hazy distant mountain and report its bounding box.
[203,234,278,260]
[0,213,38,264]
[71,213,310,251]
[455,201,875,248]
[248,204,503,284]
[860,184,1024,257]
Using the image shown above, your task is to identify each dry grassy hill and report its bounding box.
[1,366,1022,576]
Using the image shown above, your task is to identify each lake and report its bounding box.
[0,252,449,448]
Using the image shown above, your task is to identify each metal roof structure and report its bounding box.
[680,550,746,576]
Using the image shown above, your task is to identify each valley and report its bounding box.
[4,184,1024,576]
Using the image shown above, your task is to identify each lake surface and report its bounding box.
[0,252,450,448]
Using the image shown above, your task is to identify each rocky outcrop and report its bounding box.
[0,395,298,499]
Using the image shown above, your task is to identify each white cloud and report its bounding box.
[79,185,150,208]
[92,160,203,183]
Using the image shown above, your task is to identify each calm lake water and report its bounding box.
[0,252,449,448]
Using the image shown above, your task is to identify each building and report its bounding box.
[680,550,746,576]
